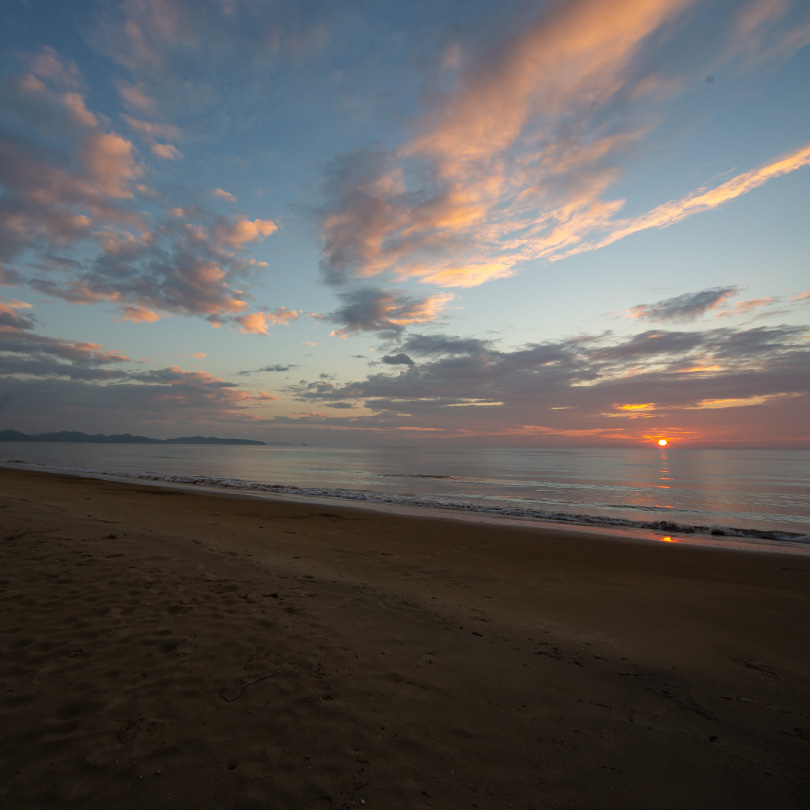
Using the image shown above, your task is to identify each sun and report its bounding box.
[658,439,668,446]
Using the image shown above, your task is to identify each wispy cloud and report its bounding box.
[628,287,739,322]
[317,0,810,290]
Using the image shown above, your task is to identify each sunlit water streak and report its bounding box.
[2,443,808,547]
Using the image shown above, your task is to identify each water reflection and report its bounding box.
[658,446,671,489]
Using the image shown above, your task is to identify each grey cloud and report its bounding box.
[287,324,809,431]
[318,149,404,286]
[398,334,492,356]
[629,287,739,322]
[0,64,283,329]
[0,354,123,381]
[0,373,264,434]
[0,306,36,331]
[381,353,415,367]
[238,364,296,376]
[326,286,448,337]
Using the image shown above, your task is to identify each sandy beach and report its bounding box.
[1,467,809,809]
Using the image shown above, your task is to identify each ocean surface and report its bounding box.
[2,442,809,550]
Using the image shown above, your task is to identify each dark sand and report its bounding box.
[1,467,809,809]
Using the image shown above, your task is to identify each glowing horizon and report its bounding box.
[1,1,808,447]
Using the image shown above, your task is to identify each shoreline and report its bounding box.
[2,459,808,556]
[2,467,810,808]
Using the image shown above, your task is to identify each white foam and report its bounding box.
[5,458,808,549]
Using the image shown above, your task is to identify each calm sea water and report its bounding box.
[2,443,808,546]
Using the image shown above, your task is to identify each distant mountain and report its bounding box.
[0,429,266,446]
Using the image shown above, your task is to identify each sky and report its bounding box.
[1,0,808,447]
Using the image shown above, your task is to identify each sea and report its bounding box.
[2,442,809,552]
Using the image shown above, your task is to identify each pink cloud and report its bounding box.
[193,352,206,359]
[121,114,181,141]
[28,46,80,88]
[318,0,810,291]
[120,305,161,323]
[212,188,237,203]
[716,298,775,317]
[117,80,156,113]
[0,59,292,332]
[575,142,810,257]
[81,131,142,198]
[151,142,182,160]
[62,92,99,128]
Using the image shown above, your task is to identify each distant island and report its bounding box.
[0,429,266,446]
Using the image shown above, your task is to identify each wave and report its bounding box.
[382,473,460,480]
[6,459,808,546]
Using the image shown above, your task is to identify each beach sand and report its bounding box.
[1,467,809,809]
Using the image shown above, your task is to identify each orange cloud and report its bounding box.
[237,307,299,334]
[716,297,774,317]
[120,305,161,323]
[685,394,796,409]
[318,1,810,291]
[407,0,690,166]
[577,142,810,255]
[214,216,278,250]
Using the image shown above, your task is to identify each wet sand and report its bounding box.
[1,467,809,809]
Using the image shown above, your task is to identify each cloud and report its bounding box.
[316,0,810,290]
[213,217,278,250]
[193,352,206,359]
[569,142,810,259]
[0,300,37,331]
[212,188,237,203]
[326,287,453,338]
[28,45,81,88]
[284,321,809,443]
[381,353,415,367]
[238,364,297,376]
[120,306,161,323]
[151,143,182,159]
[117,81,157,113]
[629,287,739,322]
[1,299,131,374]
[0,56,291,330]
[715,297,775,318]
[121,114,181,141]
[1,306,278,430]
[399,333,493,356]
[82,132,143,198]
[90,0,329,138]
[236,308,299,335]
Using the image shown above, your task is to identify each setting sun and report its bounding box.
[658,439,668,446]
